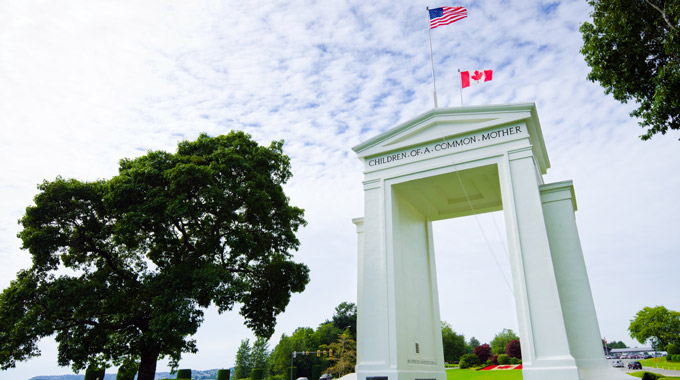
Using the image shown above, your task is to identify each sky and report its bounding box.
[1,0,679,379]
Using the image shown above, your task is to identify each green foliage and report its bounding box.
[0,133,309,380]
[331,302,357,338]
[458,353,480,369]
[606,340,628,349]
[509,357,521,365]
[313,323,342,347]
[580,0,680,140]
[497,354,510,365]
[629,306,680,349]
[251,338,271,378]
[288,366,297,380]
[641,371,664,380]
[176,369,191,379]
[217,369,231,380]
[441,321,466,363]
[84,366,105,380]
[667,343,680,355]
[251,368,264,380]
[325,331,356,378]
[234,339,253,380]
[490,329,518,355]
[115,360,138,380]
[311,364,323,379]
[465,337,480,354]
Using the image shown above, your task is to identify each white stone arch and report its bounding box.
[352,104,627,380]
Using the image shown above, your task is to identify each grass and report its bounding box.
[627,370,680,379]
[446,368,522,380]
[640,357,680,371]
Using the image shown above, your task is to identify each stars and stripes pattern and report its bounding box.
[429,6,468,29]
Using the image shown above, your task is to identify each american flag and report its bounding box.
[429,6,467,29]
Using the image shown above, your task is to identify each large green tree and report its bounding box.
[580,0,680,140]
[628,306,680,349]
[0,132,309,380]
[440,321,466,363]
[490,328,519,355]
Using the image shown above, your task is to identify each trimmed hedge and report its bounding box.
[251,368,264,380]
[217,369,231,380]
[288,366,297,380]
[311,365,323,380]
[177,368,192,379]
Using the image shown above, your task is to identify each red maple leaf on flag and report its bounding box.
[471,70,484,81]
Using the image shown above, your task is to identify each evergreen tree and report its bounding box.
[234,339,253,379]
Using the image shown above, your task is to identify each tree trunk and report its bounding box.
[137,347,159,380]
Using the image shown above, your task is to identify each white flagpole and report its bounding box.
[427,7,438,108]
[458,69,464,106]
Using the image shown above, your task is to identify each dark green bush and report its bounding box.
[666,344,680,356]
[497,354,510,365]
[288,366,297,380]
[251,368,264,380]
[641,371,663,380]
[509,357,521,365]
[84,366,105,380]
[459,353,480,369]
[311,365,323,380]
[217,369,231,380]
[177,368,192,379]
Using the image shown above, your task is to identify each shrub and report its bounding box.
[505,339,521,359]
[509,357,521,365]
[288,366,297,380]
[490,353,498,365]
[217,369,231,380]
[459,353,480,369]
[251,368,264,380]
[666,344,680,356]
[311,365,323,380]
[641,372,663,380]
[473,344,491,363]
[497,354,510,365]
[177,368,192,379]
[84,366,105,380]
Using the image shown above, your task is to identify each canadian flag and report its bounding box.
[461,70,493,88]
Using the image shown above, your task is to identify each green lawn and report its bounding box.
[640,357,680,371]
[446,368,522,380]
[628,370,680,379]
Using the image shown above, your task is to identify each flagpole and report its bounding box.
[458,69,464,106]
[427,7,438,108]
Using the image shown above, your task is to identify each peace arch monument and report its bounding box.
[351,104,627,380]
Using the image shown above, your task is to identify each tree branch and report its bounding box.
[645,0,678,33]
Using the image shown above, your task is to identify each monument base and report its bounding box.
[357,368,445,380]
